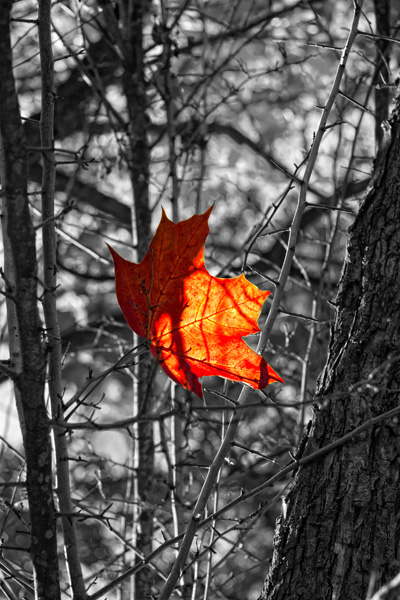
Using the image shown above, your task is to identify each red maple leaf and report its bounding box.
[108,206,283,398]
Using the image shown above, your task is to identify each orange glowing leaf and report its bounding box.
[108,206,283,398]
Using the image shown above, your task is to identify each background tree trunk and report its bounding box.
[260,94,400,600]
[0,2,61,598]
[120,1,155,596]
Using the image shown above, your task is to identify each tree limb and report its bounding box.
[38,0,87,597]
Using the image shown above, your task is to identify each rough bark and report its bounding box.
[260,94,400,600]
[0,2,61,598]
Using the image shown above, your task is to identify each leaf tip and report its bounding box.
[106,243,118,261]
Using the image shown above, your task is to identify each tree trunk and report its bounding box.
[0,2,61,598]
[120,0,155,596]
[260,95,400,600]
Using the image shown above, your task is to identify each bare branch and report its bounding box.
[38,0,87,596]
[157,3,365,598]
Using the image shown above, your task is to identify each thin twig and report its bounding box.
[88,399,400,600]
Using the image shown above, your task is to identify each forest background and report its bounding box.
[0,0,399,599]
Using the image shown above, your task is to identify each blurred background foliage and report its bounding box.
[1,0,399,598]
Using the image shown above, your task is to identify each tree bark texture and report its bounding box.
[0,2,61,598]
[260,95,400,600]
